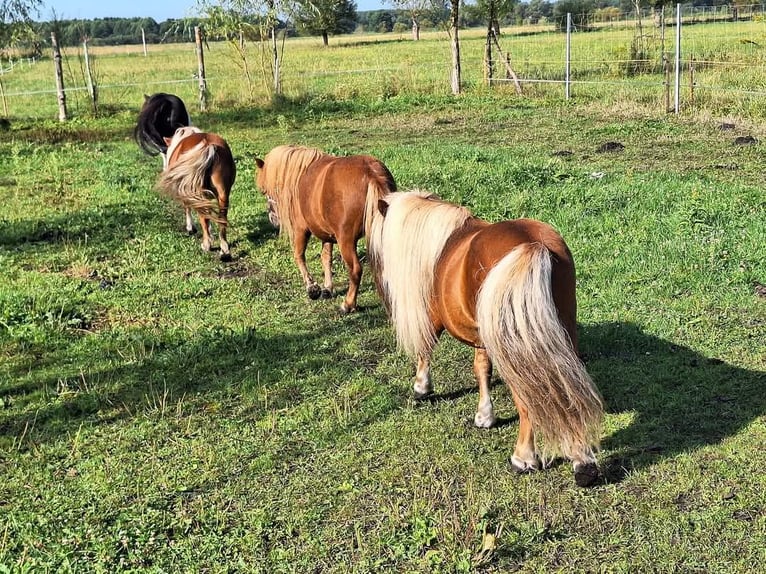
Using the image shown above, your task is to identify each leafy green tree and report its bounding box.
[294,0,357,46]
[0,0,43,52]
[383,0,435,40]
[197,0,291,97]
[553,0,595,31]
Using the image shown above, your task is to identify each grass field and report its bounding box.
[1,29,766,573]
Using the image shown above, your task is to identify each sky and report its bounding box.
[43,0,386,22]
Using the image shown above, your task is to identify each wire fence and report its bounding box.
[2,3,766,121]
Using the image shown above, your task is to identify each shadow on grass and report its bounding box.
[0,200,162,250]
[0,307,393,449]
[580,322,766,482]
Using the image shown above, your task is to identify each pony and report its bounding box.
[135,93,206,238]
[368,191,604,487]
[254,145,397,313]
[134,93,192,165]
[157,126,236,261]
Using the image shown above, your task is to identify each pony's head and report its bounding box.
[253,145,326,239]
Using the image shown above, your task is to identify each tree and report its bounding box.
[447,0,460,94]
[196,0,291,98]
[294,0,356,46]
[476,0,521,93]
[384,0,434,40]
[0,0,42,51]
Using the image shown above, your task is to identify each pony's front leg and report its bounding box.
[412,354,433,400]
[337,239,362,314]
[473,348,497,428]
[198,215,212,252]
[320,242,334,299]
[510,396,540,473]
[293,230,321,300]
[185,207,196,234]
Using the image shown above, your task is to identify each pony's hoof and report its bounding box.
[307,285,322,300]
[574,462,600,487]
[412,389,433,401]
[474,412,497,429]
[220,252,232,263]
[511,455,540,474]
[187,227,197,236]
[339,304,356,315]
[320,289,333,299]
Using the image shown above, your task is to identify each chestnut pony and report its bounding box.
[254,145,396,313]
[157,127,236,261]
[368,191,604,486]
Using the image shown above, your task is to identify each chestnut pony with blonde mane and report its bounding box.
[368,191,604,487]
[255,145,396,313]
[158,126,236,261]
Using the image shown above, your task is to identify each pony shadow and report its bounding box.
[580,322,766,482]
[0,322,397,450]
[242,211,279,246]
[0,200,162,250]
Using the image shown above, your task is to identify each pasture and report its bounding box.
[1,29,766,573]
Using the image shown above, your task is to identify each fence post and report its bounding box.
[142,28,147,57]
[565,12,572,100]
[83,38,97,114]
[194,26,208,112]
[51,32,67,122]
[673,4,681,114]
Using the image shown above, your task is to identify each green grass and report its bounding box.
[0,83,765,571]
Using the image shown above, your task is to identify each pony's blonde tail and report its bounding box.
[157,141,222,222]
[476,242,603,461]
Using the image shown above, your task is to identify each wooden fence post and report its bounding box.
[194,26,208,112]
[51,32,67,121]
[83,38,97,114]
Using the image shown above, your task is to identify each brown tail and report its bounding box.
[157,141,224,223]
[475,242,603,460]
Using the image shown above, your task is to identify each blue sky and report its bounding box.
[44,0,386,22]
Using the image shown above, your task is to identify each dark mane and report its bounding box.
[134,93,191,156]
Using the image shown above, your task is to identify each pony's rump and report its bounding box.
[475,242,603,459]
[157,130,234,224]
[135,93,192,156]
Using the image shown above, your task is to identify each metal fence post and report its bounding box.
[673,4,681,114]
[565,13,572,100]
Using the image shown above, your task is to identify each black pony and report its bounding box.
[134,93,192,162]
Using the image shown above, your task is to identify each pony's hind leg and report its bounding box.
[199,215,212,252]
[320,242,334,299]
[336,238,362,313]
[293,230,321,299]
[473,348,497,428]
[510,396,540,473]
[412,354,433,400]
[572,448,600,487]
[185,208,196,234]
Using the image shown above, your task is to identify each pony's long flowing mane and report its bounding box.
[156,128,221,222]
[368,191,472,358]
[258,145,326,243]
[134,93,191,156]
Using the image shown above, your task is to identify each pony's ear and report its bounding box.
[144,94,150,101]
[254,158,264,169]
[377,198,389,217]
[163,136,173,146]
